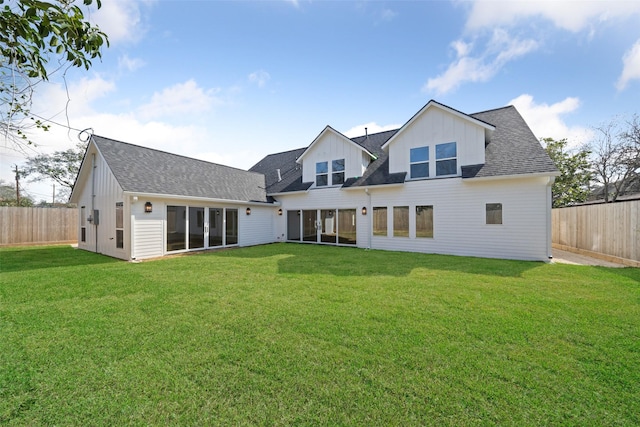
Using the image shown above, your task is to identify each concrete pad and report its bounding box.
[552,249,624,268]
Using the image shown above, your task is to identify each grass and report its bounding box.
[1,243,639,425]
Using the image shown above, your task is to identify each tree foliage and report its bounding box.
[543,138,592,208]
[590,115,640,202]
[0,0,108,150]
[24,141,86,190]
[0,179,34,206]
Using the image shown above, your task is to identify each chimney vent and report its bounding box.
[365,127,368,138]
[276,168,282,182]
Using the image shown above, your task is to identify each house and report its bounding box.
[70,100,559,261]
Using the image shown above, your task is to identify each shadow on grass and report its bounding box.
[597,266,640,284]
[0,245,119,273]
[213,243,540,278]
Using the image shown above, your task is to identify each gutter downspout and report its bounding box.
[546,176,556,260]
[365,188,371,250]
[92,153,98,253]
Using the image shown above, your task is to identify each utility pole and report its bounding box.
[52,183,55,206]
[14,164,20,206]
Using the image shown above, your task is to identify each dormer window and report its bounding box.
[435,142,457,176]
[410,146,429,179]
[332,159,345,185]
[316,161,328,186]
[316,159,345,187]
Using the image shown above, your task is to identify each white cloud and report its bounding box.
[508,94,593,146]
[465,0,640,33]
[30,75,116,125]
[424,29,538,95]
[342,122,401,138]
[248,70,271,88]
[118,55,145,73]
[616,39,640,91]
[90,1,148,44]
[137,79,222,120]
[378,8,397,22]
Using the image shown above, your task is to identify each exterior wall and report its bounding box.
[74,144,129,260]
[130,197,278,260]
[275,188,369,246]
[275,175,552,261]
[388,107,486,176]
[241,204,280,247]
[130,196,164,260]
[301,131,369,185]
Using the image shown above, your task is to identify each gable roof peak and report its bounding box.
[296,125,375,164]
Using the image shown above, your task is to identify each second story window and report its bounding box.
[436,142,457,176]
[332,159,345,185]
[410,146,429,179]
[316,161,328,186]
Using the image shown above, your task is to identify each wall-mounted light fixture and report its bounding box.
[144,202,153,213]
[246,207,251,215]
[278,208,283,216]
[361,207,367,215]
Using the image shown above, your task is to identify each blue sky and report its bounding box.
[3,0,640,203]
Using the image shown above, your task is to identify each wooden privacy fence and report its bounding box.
[0,207,77,246]
[552,200,639,266]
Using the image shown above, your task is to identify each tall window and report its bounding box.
[80,206,86,242]
[393,206,409,237]
[410,146,429,178]
[332,159,345,185]
[373,207,387,236]
[167,206,186,251]
[337,209,357,245]
[115,202,124,249]
[226,208,238,245]
[436,142,457,176]
[486,203,503,225]
[316,161,328,186]
[416,205,434,238]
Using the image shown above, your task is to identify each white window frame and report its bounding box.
[435,142,457,177]
[331,159,345,185]
[316,161,328,187]
[409,146,429,179]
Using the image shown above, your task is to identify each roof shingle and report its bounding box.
[93,135,269,202]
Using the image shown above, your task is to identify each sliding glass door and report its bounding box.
[302,210,317,242]
[287,208,356,246]
[167,205,239,252]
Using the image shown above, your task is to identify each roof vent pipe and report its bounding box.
[276,168,282,182]
[365,127,368,138]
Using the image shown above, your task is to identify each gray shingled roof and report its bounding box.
[467,106,558,178]
[248,147,310,193]
[251,103,558,194]
[93,135,269,202]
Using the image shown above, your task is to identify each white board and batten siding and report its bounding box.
[301,130,369,184]
[73,145,129,260]
[388,107,486,176]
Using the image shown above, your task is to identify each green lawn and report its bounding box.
[1,243,638,425]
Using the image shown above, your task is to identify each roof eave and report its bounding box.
[462,171,561,182]
[341,182,406,191]
[122,191,278,206]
